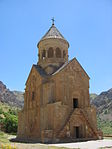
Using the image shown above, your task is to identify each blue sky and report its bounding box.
[0,0,112,94]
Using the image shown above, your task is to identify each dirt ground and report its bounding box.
[7,139,112,149]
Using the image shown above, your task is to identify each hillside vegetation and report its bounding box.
[90,89,112,135]
[0,102,18,133]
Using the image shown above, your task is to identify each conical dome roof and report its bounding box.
[37,24,69,47]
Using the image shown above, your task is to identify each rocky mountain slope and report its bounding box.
[90,89,112,121]
[0,81,24,108]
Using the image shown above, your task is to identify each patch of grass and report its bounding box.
[0,131,10,143]
[0,144,17,149]
[104,136,112,140]
[0,131,17,148]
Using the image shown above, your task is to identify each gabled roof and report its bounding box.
[37,24,69,47]
[52,58,90,79]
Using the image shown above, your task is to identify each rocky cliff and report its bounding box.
[0,81,24,108]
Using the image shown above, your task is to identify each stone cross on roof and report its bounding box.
[51,17,55,25]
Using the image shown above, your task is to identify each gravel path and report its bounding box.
[50,139,112,149]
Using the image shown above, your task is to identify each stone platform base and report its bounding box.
[10,137,101,144]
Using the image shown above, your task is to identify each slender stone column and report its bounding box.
[46,50,48,58]
[54,49,56,58]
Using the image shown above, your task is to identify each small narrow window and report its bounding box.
[73,98,78,108]
[38,53,40,59]
[32,91,35,100]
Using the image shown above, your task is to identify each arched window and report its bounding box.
[42,50,46,59]
[63,50,66,58]
[48,47,53,58]
[56,48,61,58]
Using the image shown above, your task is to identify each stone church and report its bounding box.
[17,21,102,143]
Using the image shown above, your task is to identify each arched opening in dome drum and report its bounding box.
[48,47,54,58]
[56,48,61,58]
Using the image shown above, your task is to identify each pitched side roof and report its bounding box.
[52,61,71,75]
[52,58,90,79]
[25,65,47,85]
[37,24,69,47]
[33,64,47,77]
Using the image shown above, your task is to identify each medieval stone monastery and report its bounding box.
[17,21,102,143]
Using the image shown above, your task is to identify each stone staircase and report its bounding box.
[56,108,99,139]
[80,109,99,139]
[57,108,81,138]
[55,109,74,138]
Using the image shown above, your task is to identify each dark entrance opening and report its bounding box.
[74,127,79,138]
[73,98,78,108]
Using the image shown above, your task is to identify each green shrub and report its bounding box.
[8,109,18,116]
[3,114,18,133]
[0,116,4,123]
[104,109,108,114]
[0,107,3,114]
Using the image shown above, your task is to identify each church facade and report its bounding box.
[17,22,102,143]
